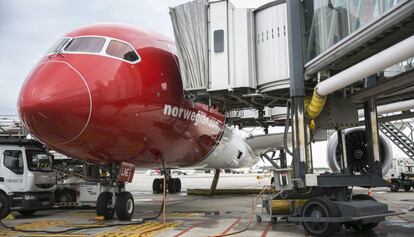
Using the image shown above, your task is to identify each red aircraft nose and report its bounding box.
[19,60,91,145]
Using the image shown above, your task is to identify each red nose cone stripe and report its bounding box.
[19,60,92,145]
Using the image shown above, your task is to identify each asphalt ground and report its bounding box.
[1,173,413,236]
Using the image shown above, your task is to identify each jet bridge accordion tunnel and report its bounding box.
[170,0,414,236]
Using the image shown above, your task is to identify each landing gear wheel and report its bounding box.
[173,178,181,193]
[152,178,163,194]
[96,192,115,220]
[0,193,10,220]
[18,210,36,217]
[256,215,262,223]
[168,178,176,193]
[301,197,341,237]
[390,182,400,192]
[403,185,412,192]
[349,194,379,232]
[115,192,134,221]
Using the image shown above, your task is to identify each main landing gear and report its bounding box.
[152,170,181,194]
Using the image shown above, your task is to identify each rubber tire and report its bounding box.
[301,197,341,237]
[152,179,163,194]
[173,178,182,193]
[18,210,37,217]
[0,193,10,220]
[349,194,379,232]
[56,189,76,203]
[390,182,400,192]
[403,185,412,192]
[115,192,134,221]
[96,192,115,220]
[168,178,176,193]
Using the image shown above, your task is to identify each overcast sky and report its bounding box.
[0,0,272,116]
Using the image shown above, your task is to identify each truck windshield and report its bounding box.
[26,150,53,172]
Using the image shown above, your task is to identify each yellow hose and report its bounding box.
[306,89,327,120]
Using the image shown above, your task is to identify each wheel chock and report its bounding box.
[5,213,15,220]
[94,216,105,221]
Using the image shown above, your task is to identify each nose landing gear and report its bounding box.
[95,162,136,221]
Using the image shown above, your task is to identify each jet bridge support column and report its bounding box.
[364,75,383,178]
[287,0,307,183]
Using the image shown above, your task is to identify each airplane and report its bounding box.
[17,23,394,221]
[18,23,264,220]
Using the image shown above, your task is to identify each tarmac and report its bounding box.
[1,172,414,236]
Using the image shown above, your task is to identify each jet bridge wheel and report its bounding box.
[301,197,341,237]
[348,194,379,232]
[96,192,115,220]
[0,192,10,220]
[115,192,134,220]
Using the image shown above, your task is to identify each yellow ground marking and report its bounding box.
[18,235,87,237]
[15,220,67,230]
[69,211,96,218]
[167,212,205,218]
[94,221,178,237]
[0,220,67,237]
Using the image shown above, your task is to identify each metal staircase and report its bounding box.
[379,121,414,161]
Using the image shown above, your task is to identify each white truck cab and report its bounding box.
[0,139,55,219]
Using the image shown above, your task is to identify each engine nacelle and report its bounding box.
[327,127,392,175]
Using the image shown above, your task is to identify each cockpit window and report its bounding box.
[45,37,71,55]
[64,37,106,53]
[106,40,139,62]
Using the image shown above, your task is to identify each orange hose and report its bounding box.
[163,175,167,224]
[208,186,270,237]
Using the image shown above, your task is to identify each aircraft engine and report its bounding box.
[327,127,392,175]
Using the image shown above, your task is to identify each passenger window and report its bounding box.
[64,37,106,53]
[214,30,224,53]
[106,40,139,62]
[3,150,23,175]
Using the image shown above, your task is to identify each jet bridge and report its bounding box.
[170,0,414,236]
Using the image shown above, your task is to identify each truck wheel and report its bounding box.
[173,178,181,193]
[403,186,412,192]
[96,192,114,220]
[349,194,379,231]
[301,197,341,237]
[390,182,400,192]
[18,210,36,217]
[56,189,76,203]
[115,192,134,220]
[0,193,10,220]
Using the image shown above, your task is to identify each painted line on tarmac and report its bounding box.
[220,218,241,234]
[260,223,271,237]
[173,220,217,237]
[397,215,413,223]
